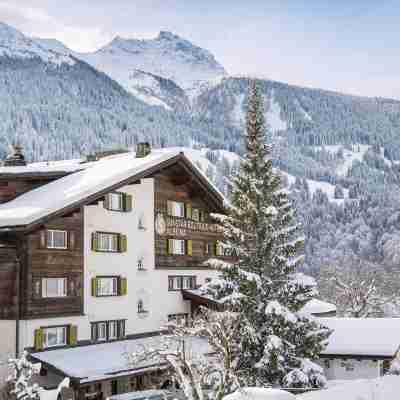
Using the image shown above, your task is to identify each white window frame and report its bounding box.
[43,326,67,348]
[109,321,118,340]
[42,278,67,298]
[97,277,118,296]
[97,233,119,252]
[168,201,185,218]
[108,193,124,211]
[97,322,107,341]
[46,230,68,249]
[171,239,186,255]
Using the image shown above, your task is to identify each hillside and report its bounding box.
[2,21,400,282]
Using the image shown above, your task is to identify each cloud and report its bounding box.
[0,1,113,51]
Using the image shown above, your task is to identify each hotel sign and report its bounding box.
[155,212,222,237]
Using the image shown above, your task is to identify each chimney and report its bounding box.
[136,142,151,158]
[3,144,27,167]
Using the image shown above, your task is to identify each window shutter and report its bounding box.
[91,278,98,297]
[168,277,173,291]
[117,320,125,338]
[39,230,46,249]
[185,203,192,219]
[123,194,133,212]
[186,240,193,256]
[91,324,97,342]
[167,239,173,255]
[68,231,75,250]
[103,194,110,210]
[91,232,99,252]
[119,277,128,296]
[34,329,43,351]
[68,325,78,345]
[118,234,127,252]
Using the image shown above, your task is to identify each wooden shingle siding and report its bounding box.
[0,244,18,318]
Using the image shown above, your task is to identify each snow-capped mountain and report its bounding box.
[37,31,226,107]
[0,22,74,65]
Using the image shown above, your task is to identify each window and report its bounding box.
[191,209,205,222]
[168,313,189,326]
[168,239,186,255]
[167,201,185,218]
[41,278,67,298]
[91,320,125,342]
[46,230,67,249]
[92,232,127,253]
[109,192,123,211]
[97,322,107,341]
[168,276,196,291]
[137,299,146,314]
[104,192,132,212]
[205,242,212,255]
[43,326,67,348]
[97,232,119,252]
[138,214,146,230]
[97,277,118,296]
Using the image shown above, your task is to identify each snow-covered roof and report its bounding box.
[31,335,210,384]
[0,149,224,229]
[223,387,296,400]
[319,318,400,358]
[0,158,84,175]
[301,299,337,316]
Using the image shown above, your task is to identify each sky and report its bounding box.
[1,0,400,99]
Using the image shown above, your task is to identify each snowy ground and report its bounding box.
[298,376,400,400]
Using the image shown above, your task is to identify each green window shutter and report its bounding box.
[167,239,173,255]
[68,325,78,345]
[123,194,133,212]
[118,234,128,252]
[104,194,110,210]
[185,203,192,219]
[119,278,128,296]
[91,278,98,297]
[34,329,44,351]
[186,240,193,256]
[91,232,99,252]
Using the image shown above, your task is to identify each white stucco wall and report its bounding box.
[320,358,382,380]
[0,320,16,386]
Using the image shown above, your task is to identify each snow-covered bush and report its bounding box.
[7,352,41,400]
[283,359,326,389]
[387,359,400,376]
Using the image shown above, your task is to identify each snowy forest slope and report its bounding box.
[2,22,400,280]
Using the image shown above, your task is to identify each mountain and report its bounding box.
[37,31,227,109]
[3,21,400,281]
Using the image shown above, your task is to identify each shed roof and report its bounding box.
[319,317,400,358]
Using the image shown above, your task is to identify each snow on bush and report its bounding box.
[223,387,296,400]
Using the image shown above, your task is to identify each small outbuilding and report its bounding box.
[317,318,400,380]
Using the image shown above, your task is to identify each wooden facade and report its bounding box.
[20,210,84,319]
[0,240,18,318]
[154,167,226,270]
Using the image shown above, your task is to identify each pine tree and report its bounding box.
[203,81,330,388]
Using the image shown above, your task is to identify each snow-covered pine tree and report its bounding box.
[203,81,330,388]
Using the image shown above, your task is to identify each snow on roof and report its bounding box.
[301,299,337,316]
[0,159,84,175]
[31,335,210,383]
[223,387,296,400]
[0,148,225,228]
[299,375,400,400]
[319,318,400,357]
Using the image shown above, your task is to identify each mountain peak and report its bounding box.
[157,31,181,41]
